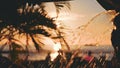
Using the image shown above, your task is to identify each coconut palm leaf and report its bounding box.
[15,4,57,35]
[0,43,7,51]
[31,35,41,52]
[0,0,71,52]
[54,1,71,17]
[11,38,24,46]
[9,42,23,61]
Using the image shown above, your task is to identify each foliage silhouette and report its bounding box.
[0,0,71,53]
[0,1,71,65]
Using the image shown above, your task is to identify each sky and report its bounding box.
[0,0,116,60]
[61,0,105,27]
[57,0,115,47]
[0,0,115,51]
[45,0,105,27]
[40,0,117,50]
[34,0,115,60]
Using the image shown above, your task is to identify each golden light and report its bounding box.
[53,42,61,51]
[50,42,61,61]
[50,52,59,61]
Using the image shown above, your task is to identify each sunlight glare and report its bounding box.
[50,52,59,61]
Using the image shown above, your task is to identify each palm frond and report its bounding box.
[54,1,71,17]
[11,38,24,46]
[31,35,41,52]
[0,43,7,51]
[0,0,71,51]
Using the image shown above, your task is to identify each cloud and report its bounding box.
[57,13,85,21]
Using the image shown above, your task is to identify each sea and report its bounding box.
[1,45,114,61]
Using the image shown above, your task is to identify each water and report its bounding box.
[1,45,114,61]
[0,10,117,61]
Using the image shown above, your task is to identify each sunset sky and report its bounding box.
[0,0,116,61]
[56,0,116,47]
[0,0,115,51]
[38,0,117,50]
[35,0,115,60]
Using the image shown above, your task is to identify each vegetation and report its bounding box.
[0,0,120,68]
[0,0,71,64]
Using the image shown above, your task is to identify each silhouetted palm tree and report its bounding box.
[0,0,71,61]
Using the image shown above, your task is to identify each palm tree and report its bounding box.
[0,0,71,59]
